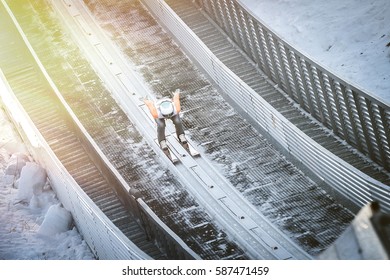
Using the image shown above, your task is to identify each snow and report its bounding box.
[0,109,94,260]
[16,162,47,203]
[240,0,390,104]
[1,0,389,261]
[38,204,73,236]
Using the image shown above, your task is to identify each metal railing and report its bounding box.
[194,0,390,172]
[142,0,390,212]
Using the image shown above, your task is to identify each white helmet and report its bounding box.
[159,100,174,118]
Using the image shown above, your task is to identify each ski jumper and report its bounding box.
[144,91,185,145]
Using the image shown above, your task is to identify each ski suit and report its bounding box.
[144,91,185,144]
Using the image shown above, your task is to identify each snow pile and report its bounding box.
[0,146,94,259]
[38,204,73,236]
[16,162,47,203]
[240,0,390,103]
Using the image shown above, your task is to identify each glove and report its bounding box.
[172,89,180,96]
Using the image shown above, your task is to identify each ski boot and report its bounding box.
[160,140,168,151]
[178,134,187,144]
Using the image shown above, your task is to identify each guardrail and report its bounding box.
[194,0,390,172]
[142,0,390,213]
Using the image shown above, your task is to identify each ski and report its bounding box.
[163,148,179,164]
[155,139,179,164]
[179,140,200,157]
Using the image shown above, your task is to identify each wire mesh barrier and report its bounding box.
[142,0,390,213]
[194,0,390,172]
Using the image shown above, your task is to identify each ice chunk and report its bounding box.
[38,204,73,236]
[16,162,47,202]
